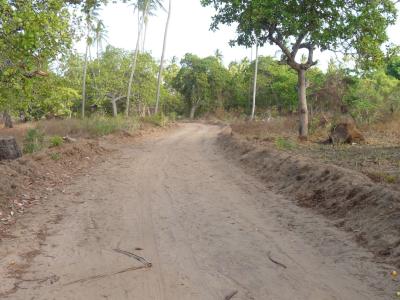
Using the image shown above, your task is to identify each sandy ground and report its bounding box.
[0,123,397,299]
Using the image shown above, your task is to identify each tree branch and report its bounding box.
[290,33,306,58]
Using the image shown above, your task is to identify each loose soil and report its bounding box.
[0,123,398,299]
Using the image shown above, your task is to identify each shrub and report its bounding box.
[275,137,296,150]
[144,113,168,127]
[49,136,64,148]
[23,129,45,154]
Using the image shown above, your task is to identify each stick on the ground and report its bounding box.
[224,290,238,300]
[113,248,152,268]
[267,251,287,269]
[63,265,147,286]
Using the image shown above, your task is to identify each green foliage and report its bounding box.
[173,53,230,117]
[255,57,298,113]
[23,129,45,154]
[49,136,64,148]
[83,116,139,136]
[201,0,397,70]
[387,56,400,80]
[275,137,296,151]
[144,113,168,127]
[0,0,76,114]
[344,71,400,123]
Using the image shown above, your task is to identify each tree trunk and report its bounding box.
[189,104,198,119]
[0,137,21,160]
[82,29,90,119]
[298,68,309,139]
[155,0,172,115]
[251,44,259,120]
[142,17,148,52]
[111,97,118,117]
[126,3,149,117]
[3,111,13,128]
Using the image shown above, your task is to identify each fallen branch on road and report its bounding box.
[63,265,147,286]
[113,248,153,268]
[224,290,238,300]
[267,251,287,269]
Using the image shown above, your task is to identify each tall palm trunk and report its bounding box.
[155,0,172,114]
[82,26,90,119]
[251,44,259,120]
[142,17,148,52]
[126,2,149,117]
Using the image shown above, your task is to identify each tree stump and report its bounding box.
[329,122,365,144]
[0,137,22,160]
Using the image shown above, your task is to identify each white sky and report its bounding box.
[75,0,400,70]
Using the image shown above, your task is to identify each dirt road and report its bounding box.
[0,123,396,299]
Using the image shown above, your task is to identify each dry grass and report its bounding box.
[230,115,400,189]
[36,116,141,138]
[231,117,298,142]
[0,117,143,148]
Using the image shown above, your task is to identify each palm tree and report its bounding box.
[94,19,108,59]
[251,44,259,120]
[126,0,164,116]
[214,49,223,63]
[81,1,102,118]
[126,1,149,116]
[155,0,171,114]
[82,18,92,118]
[142,15,149,52]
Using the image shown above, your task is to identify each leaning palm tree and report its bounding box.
[155,0,171,114]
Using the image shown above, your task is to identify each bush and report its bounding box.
[84,116,140,136]
[23,129,45,154]
[49,136,64,148]
[275,137,296,150]
[143,113,168,127]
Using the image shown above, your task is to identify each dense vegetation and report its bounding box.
[0,0,399,138]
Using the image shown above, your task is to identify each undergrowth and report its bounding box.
[23,129,45,154]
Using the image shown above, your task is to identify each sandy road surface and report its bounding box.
[0,123,396,299]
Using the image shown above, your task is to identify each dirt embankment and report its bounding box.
[218,127,400,267]
[0,140,109,234]
[0,124,173,237]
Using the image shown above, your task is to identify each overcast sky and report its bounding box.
[76,0,400,70]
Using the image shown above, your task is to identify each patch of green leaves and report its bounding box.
[49,136,64,148]
[23,129,45,154]
[143,113,168,127]
[275,137,296,151]
[84,116,139,137]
